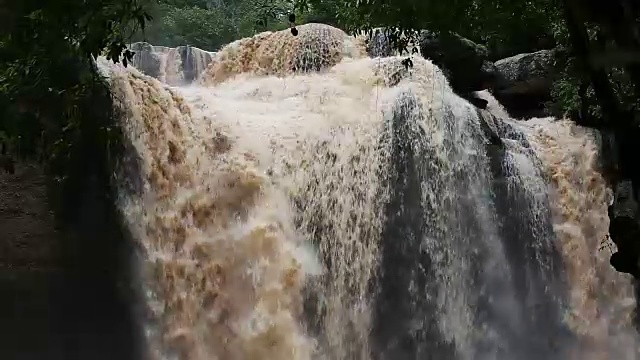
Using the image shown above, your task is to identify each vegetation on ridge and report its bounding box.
[131,0,295,49]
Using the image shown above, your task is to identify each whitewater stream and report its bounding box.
[98,23,639,360]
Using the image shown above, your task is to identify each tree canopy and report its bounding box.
[294,0,558,60]
[0,0,151,215]
[1,0,150,101]
[131,0,295,49]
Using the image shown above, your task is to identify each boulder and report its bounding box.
[494,49,555,96]
[492,49,556,118]
[0,161,144,359]
[418,30,498,93]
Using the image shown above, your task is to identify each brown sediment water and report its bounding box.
[97,23,640,360]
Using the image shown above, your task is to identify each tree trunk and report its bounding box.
[561,0,621,125]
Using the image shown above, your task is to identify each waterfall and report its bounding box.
[129,42,216,86]
[99,23,640,360]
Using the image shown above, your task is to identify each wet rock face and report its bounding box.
[418,30,498,93]
[493,50,555,96]
[597,129,640,279]
[608,180,640,278]
[0,163,145,360]
[0,165,60,273]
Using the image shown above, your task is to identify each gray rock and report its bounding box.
[612,180,638,219]
[418,30,497,93]
[494,49,555,96]
[489,49,556,118]
[476,109,504,148]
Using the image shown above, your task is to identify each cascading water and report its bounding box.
[516,118,639,359]
[99,23,640,360]
[130,42,215,85]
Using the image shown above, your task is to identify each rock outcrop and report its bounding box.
[0,164,60,273]
[0,162,144,360]
[418,30,498,94]
[492,49,556,118]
